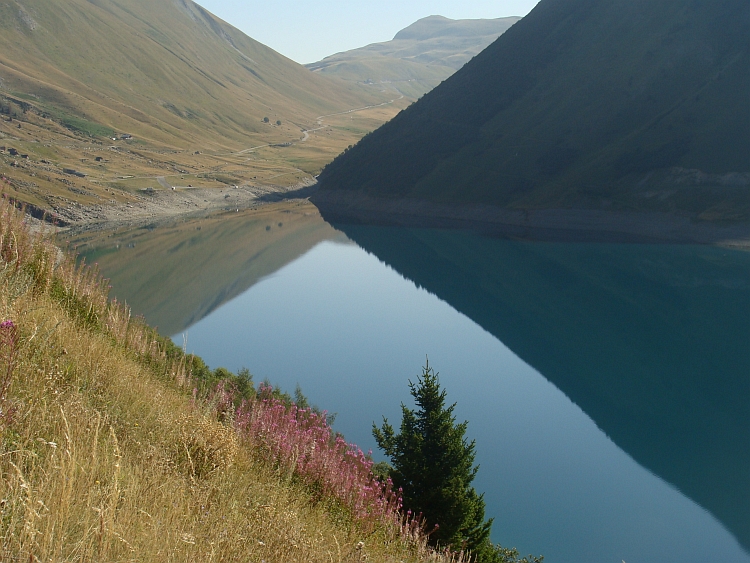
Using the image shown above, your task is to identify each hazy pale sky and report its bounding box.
[196,0,542,64]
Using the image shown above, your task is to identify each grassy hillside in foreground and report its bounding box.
[0,0,408,214]
[0,198,477,561]
[315,0,750,226]
[307,16,520,99]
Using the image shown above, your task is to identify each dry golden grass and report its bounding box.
[0,91,410,217]
[0,198,462,562]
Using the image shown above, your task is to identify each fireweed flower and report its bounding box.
[230,384,407,530]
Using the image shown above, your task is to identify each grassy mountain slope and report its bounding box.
[0,0,407,216]
[306,15,520,99]
[0,0,387,148]
[314,0,750,231]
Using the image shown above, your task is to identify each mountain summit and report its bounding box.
[393,15,518,46]
[313,0,750,243]
[307,15,519,99]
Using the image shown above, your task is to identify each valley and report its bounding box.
[0,0,411,229]
[0,92,407,231]
[0,0,748,561]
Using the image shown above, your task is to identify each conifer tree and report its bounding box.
[373,361,491,553]
[374,361,543,563]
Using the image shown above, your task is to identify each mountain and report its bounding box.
[0,0,387,148]
[306,15,520,99]
[0,0,402,213]
[313,0,750,242]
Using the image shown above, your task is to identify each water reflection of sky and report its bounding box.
[179,240,749,563]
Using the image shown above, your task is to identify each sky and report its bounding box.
[196,0,542,64]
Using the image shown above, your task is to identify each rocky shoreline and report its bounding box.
[44,182,750,250]
[310,190,750,249]
[52,181,317,236]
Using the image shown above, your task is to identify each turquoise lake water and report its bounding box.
[79,204,750,562]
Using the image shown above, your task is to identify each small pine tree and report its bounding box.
[374,361,543,563]
[373,360,491,553]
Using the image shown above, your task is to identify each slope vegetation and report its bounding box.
[314,0,750,238]
[0,0,385,147]
[307,15,519,99]
[0,0,405,215]
[0,185,459,562]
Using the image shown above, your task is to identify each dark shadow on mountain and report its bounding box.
[316,0,750,223]
[333,222,750,552]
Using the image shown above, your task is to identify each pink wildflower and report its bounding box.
[232,384,407,531]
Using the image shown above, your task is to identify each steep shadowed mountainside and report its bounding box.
[306,15,520,99]
[313,0,750,241]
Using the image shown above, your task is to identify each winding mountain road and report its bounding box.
[230,95,406,155]
[313,95,404,127]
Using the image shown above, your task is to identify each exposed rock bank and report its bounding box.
[56,181,317,235]
[311,190,750,249]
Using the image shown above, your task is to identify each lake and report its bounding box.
[71,201,750,563]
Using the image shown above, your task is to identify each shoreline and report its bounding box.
[50,181,318,236]
[311,190,750,249]
[37,182,750,251]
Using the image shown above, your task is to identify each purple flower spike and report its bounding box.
[0,321,14,329]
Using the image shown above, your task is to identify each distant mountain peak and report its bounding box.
[392,15,451,40]
[306,14,520,99]
[314,0,750,238]
[394,14,520,41]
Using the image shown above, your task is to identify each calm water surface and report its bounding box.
[76,203,750,563]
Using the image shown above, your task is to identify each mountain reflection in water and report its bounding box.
[70,203,340,335]
[70,203,750,557]
[332,223,750,553]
